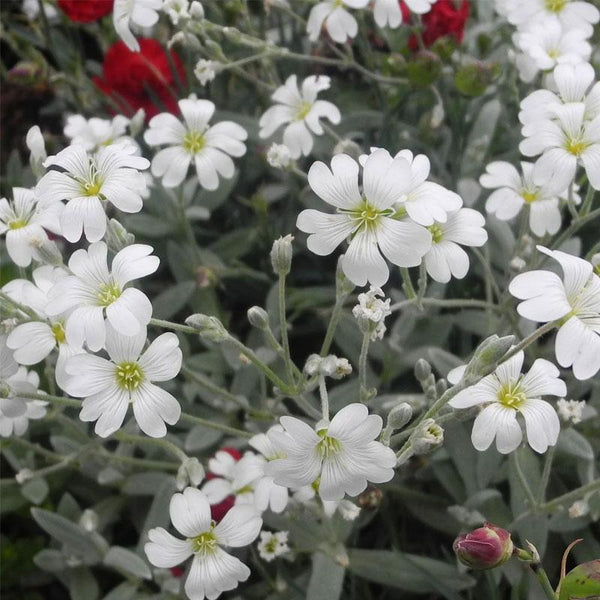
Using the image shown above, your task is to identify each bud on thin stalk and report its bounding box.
[453,523,514,570]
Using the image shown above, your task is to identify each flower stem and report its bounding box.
[149,318,200,335]
[511,451,538,511]
[20,392,80,408]
[320,292,347,356]
[400,267,417,300]
[318,376,329,422]
[278,272,296,385]
[537,445,556,504]
[502,321,557,362]
[179,412,252,438]
[566,181,578,220]
[114,432,188,462]
[390,297,500,313]
[0,291,44,321]
[358,331,371,402]
[532,565,558,600]
[182,366,248,409]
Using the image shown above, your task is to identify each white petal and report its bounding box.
[520,358,566,397]
[214,505,262,547]
[132,382,181,437]
[519,399,560,453]
[170,487,212,538]
[145,527,192,568]
[296,210,354,256]
[185,549,249,600]
[307,154,362,209]
[139,333,182,381]
[343,229,389,287]
[509,270,571,322]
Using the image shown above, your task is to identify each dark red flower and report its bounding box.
[206,447,242,522]
[93,39,185,120]
[57,0,114,23]
[403,0,470,50]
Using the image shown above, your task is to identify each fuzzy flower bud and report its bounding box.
[387,403,413,431]
[79,509,99,532]
[176,457,205,491]
[271,234,294,275]
[26,125,47,178]
[454,523,514,570]
[414,359,432,382]
[105,219,135,254]
[31,237,63,266]
[464,335,515,382]
[15,468,33,484]
[266,143,291,169]
[332,139,361,160]
[190,1,204,19]
[411,418,444,455]
[185,314,229,342]
[247,306,270,331]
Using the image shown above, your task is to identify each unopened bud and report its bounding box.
[358,487,383,509]
[185,314,229,342]
[26,125,47,178]
[247,306,269,330]
[176,458,205,491]
[412,418,444,455]
[414,359,432,382]
[31,238,63,266]
[128,109,146,137]
[332,139,361,160]
[454,523,514,570]
[190,0,204,19]
[105,219,135,253]
[16,468,33,484]
[79,509,99,532]
[338,499,360,521]
[387,403,413,430]
[270,234,294,275]
[436,379,448,396]
[464,335,515,382]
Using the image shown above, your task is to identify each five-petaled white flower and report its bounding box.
[297,151,432,287]
[480,161,572,236]
[0,187,62,267]
[64,114,132,152]
[257,531,289,562]
[113,0,162,52]
[259,75,341,159]
[449,351,564,454]
[36,144,149,242]
[307,0,369,44]
[64,323,182,438]
[144,97,247,190]
[194,59,218,85]
[509,246,600,380]
[145,487,262,600]
[423,208,488,283]
[45,242,159,352]
[266,403,396,501]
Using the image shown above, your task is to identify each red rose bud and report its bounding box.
[58,0,114,23]
[93,39,185,119]
[453,523,514,570]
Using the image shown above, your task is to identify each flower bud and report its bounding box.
[190,0,204,19]
[358,487,383,509]
[411,418,444,455]
[79,509,99,532]
[270,234,294,275]
[31,238,63,266]
[16,468,33,484]
[26,125,47,178]
[387,403,413,430]
[454,523,514,570]
[176,458,205,491]
[185,314,229,342]
[332,139,361,160]
[464,335,515,382]
[128,109,146,137]
[247,306,269,330]
[105,219,135,253]
[414,358,431,382]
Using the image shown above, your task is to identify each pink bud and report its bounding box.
[453,523,514,570]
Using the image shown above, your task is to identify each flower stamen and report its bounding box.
[115,362,144,391]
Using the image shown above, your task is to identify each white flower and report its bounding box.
[266,403,396,501]
[249,428,289,514]
[404,0,437,14]
[449,352,564,454]
[307,0,369,44]
[509,246,600,380]
[45,242,159,352]
[266,143,292,169]
[0,366,47,438]
[514,19,591,78]
[163,0,191,24]
[372,0,403,28]
[568,499,589,518]
[352,286,391,340]
[202,451,264,508]
[64,114,132,151]
[0,187,62,267]
[5,266,83,390]
[556,398,585,424]
[145,487,262,600]
[36,144,149,242]
[480,161,573,236]
[293,484,361,519]
[194,59,218,85]
[113,0,162,52]
[145,97,247,190]
[304,354,352,378]
[26,125,47,173]
[520,103,600,191]
[64,323,182,437]
[297,151,432,287]
[259,75,341,159]
[506,0,599,37]
[257,531,289,562]
[360,148,463,226]
[519,62,599,126]
[423,208,487,284]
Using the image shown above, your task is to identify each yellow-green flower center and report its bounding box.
[191,530,217,555]
[8,219,28,230]
[97,282,122,306]
[316,429,343,458]
[183,131,206,154]
[544,0,567,12]
[264,537,279,553]
[427,223,444,243]
[51,322,66,345]
[343,199,392,233]
[81,175,103,197]
[547,48,560,60]
[565,136,589,157]
[521,190,538,204]
[115,362,144,391]
[296,101,312,120]
[497,382,526,409]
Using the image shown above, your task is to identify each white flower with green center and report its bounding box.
[520,102,600,191]
[509,246,600,380]
[4,266,83,391]
[257,530,289,562]
[266,403,396,501]
[46,242,159,352]
[506,0,599,37]
[0,187,62,267]
[145,488,262,600]
[259,75,341,159]
[64,323,182,437]
[480,161,576,236]
[297,150,432,286]
[449,351,564,454]
[307,0,369,44]
[36,144,149,243]
[422,208,488,283]
[64,114,132,152]
[144,97,247,190]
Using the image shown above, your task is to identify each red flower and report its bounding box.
[403,0,470,50]
[93,39,185,120]
[57,0,114,23]
[206,447,242,522]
